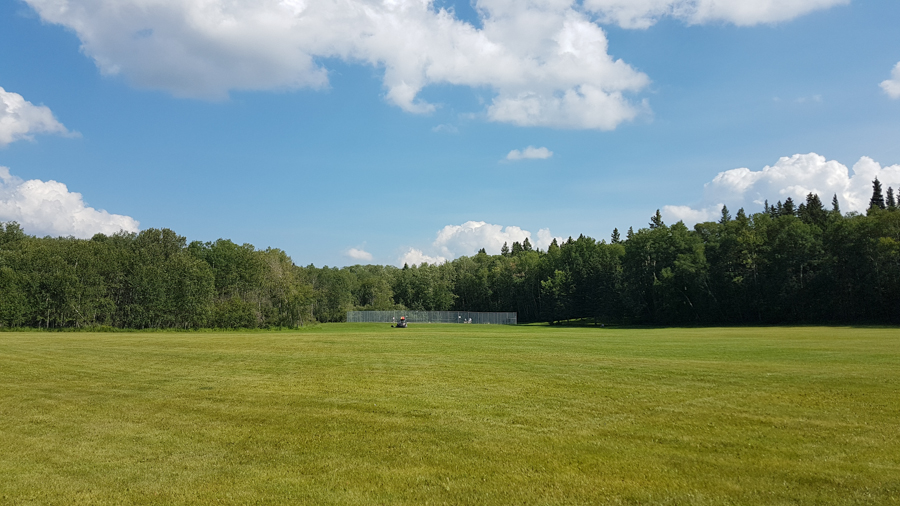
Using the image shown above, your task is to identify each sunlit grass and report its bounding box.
[1,325,899,504]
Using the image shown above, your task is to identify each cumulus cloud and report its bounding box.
[398,220,562,266]
[881,62,900,99]
[399,248,448,267]
[662,153,900,226]
[346,247,374,262]
[584,0,848,29]
[506,146,553,161]
[663,204,721,225]
[0,87,74,146]
[535,228,564,250]
[24,0,650,130]
[433,221,530,258]
[0,166,139,238]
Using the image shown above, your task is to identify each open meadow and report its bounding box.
[1,325,898,505]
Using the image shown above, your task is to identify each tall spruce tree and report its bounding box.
[522,237,533,251]
[831,194,841,215]
[719,205,731,224]
[806,193,824,212]
[782,197,796,216]
[611,228,621,244]
[649,209,664,229]
[870,178,886,210]
[500,242,510,257]
[887,187,896,210]
[801,192,826,227]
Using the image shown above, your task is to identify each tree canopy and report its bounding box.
[2,192,899,329]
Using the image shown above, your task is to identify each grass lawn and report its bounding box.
[1,325,898,505]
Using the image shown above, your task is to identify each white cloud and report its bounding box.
[506,146,553,161]
[662,153,900,226]
[881,62,900,99]
[433,221,530,258]
[346,247,373,262]
[0,166,139,238]
[0,87,74,147]
[23,0,650,130]
[399,248,447,267]
[398,220,562,265]
[584,0,848,29]
[663,204,722,225]
[535,228,565,250]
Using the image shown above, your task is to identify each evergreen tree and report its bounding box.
[831,194,841,215]
[649,209,664,229]
[801,192,826,227]
[782,197,796,216]
[887,187,897,210]
[477,247,486,255]
[870,178,886,210]
[626,227,634,240]
[500,242,510,257]
[806,193,824,212]
[611,228,621,244]
[719,205,731,224]
[511,241,524,255]
[522,237,533,251]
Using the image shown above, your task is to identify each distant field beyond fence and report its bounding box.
[347,310,517,325]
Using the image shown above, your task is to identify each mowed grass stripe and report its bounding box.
[1,325,898,505]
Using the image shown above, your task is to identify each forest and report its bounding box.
[1,181,899,328]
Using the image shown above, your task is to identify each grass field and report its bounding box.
[1,325,898,505]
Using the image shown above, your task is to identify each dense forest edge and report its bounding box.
[2,180,899,329]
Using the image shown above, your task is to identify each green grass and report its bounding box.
[1,325,898,505]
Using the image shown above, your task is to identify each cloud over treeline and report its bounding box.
[399,220,562,266]
[0,167,140,238]
[664,153,900,225]
[346,247,374,262]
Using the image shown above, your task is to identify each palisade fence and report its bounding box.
[347,311,517,325]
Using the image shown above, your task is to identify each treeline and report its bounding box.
[2,184,899,328]
[0,228,313,329]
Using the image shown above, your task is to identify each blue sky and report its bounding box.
[2,0,899,266]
